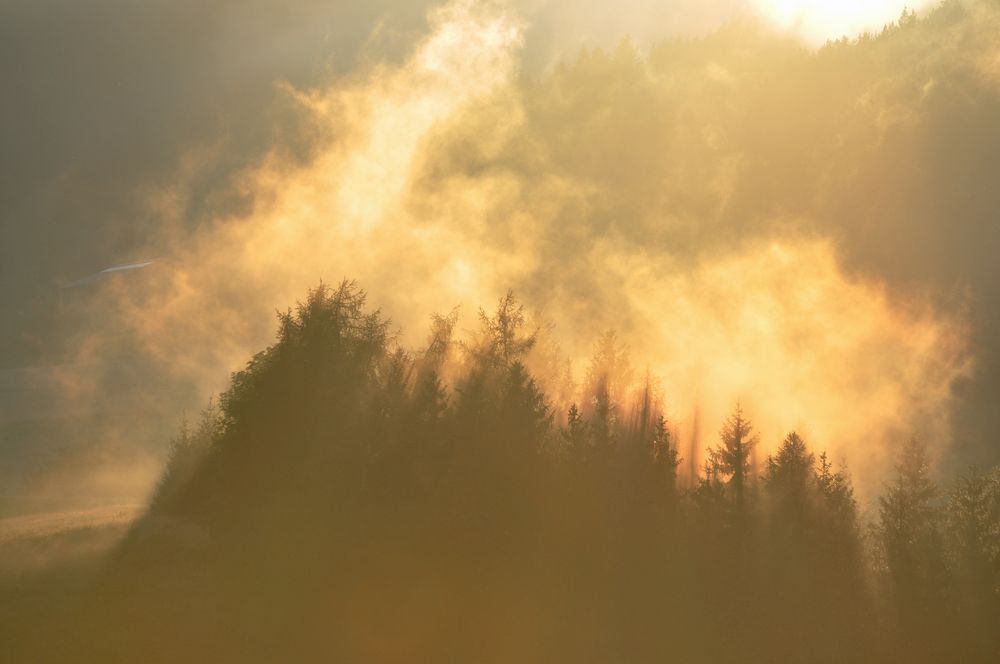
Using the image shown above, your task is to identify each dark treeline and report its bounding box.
[12,282,997,663]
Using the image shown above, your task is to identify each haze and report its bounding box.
[2,1,999,662]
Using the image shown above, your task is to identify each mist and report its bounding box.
[2,1,1000,661]
[6,0,986,501]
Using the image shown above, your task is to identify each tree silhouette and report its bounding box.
[562,402,588,460]
[945,466,1000,658]
[763,431,814,528]
[708,404,758,515]
[874,438,949,650]
[42,283,1000,664]
[474,290,536,368]
[651,414,680,495]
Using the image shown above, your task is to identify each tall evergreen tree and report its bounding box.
[764,431,814,528]
[563,403,588,460]
[582,330,632,417]
[945,466,1000,656]
[651,414,679,494]
[709,404,758,514]
[874,438,948,634]
[816,451,858,534]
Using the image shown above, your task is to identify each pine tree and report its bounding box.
[150,400,220,512]
[764,431,814,527]
[765,432,814,490]
[411,369,448,428]
[563,403,588,459]
[589,378,617,454]
[500,360,552,455]
[582,330,632,416]
[710,404,758,513]
[651,415,679,493]
[947,467,1000,570]
[816,451,858,533]
[946,466,1000,651]
[874,438,947,630]
[693,456,727,525]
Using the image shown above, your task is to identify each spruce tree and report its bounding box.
[710,404,758,514]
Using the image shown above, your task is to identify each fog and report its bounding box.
[3,3,1000,661]
[0,0,993,512]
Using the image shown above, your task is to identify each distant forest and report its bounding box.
[23,283,995,663]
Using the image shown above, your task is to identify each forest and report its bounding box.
[3,0,1000,662]
[7,282,997,662]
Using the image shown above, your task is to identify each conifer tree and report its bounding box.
[651,415,679,493]
[946,466,1000,651]
[874,438,948,629]
[816,451,858,533]
[764,431,815,527]
[709,404,758,513]
[476,291,536,368]
[563,403,588,459]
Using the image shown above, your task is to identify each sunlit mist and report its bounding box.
[5,0,1000,660]
[752,0,933,42]
[60,0,969,492]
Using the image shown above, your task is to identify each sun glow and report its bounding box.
[753,0,925,43]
